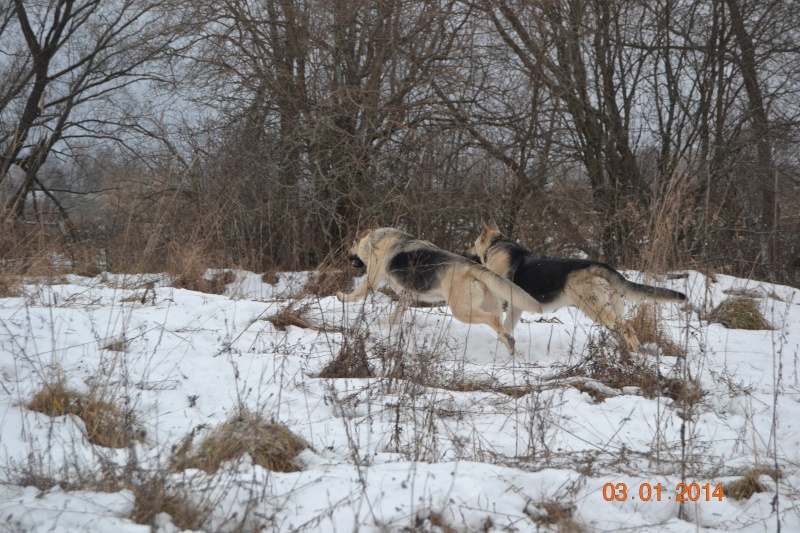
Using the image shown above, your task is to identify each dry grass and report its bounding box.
[723,466,780,500]
[10,461,211,530]
[317,332,374,379]
[0,275,21,298]
[527,501,584,532]
[706,297,772,330]
[558,332,702,406]
[261,269,280,285]
[434,379,533,399]
[420,512,460,533]
[130,476,211,529]
[172,410,307,474]
[302,268,354,298]
[630,304,684,357]
[27,382,143,448]
[266,301,342,333]
[267,304,315,331]
[172,269,235,295]
[317,329,524,397]
[724,471,767,500]
[67,243,104,278]
[102,338,127,352]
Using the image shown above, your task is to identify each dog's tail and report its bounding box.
[589,265,686,303]
[470,265,544,313]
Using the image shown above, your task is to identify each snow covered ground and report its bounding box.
[0,269,798,532]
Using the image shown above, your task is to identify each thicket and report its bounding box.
[1,0,798,285]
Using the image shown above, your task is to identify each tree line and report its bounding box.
[1,0,798,283]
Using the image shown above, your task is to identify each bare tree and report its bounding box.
[0,0,197,229]
[181,0,472,267]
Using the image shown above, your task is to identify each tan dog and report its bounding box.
[336,227,544,353]
[469,220,686,352]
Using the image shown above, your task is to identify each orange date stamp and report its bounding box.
[602,482,725,502]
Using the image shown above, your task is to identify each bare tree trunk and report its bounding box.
[725,0,777,276]
[1,0,75,189]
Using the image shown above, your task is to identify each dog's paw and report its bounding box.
[336,291,346,302]
[504,333,516,354]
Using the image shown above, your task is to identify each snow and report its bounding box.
[1,269,798,532]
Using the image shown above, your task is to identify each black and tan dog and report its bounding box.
[336,227,544,353]
[469,220,686,352]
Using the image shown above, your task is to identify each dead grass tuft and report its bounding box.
[0,275,21,298]
[173,269,235,295]
[26,383,82,417]
[420,511,459,533]
[630,305,684,357]
[172,410,307,474]
[527,501,584,532]
[706,297,772,330]
[130,476,211,529]
[661,376,704,409]
[562,333,660,400]
[266,301,341,333]
[103,339,127,352]
[267,304,314,331]
[317,332,373,379]
[261,269,280,285]
[724,470,767,500]
[27,382,143,448]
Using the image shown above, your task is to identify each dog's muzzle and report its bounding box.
[348,254,365,269]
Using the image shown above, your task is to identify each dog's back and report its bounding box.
[496,237,685,304]
[387,245,466,294]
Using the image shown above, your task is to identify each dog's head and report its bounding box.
[468,219,501,262]
[346,228,373,269]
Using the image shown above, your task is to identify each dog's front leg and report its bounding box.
[336,279,374,302]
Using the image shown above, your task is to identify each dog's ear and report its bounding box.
[356,228,373,240]
[487,218,500,232]
[480,218,490,231]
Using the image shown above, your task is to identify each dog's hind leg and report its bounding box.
[452,305,515,353]
[450,283,515,354]
[570,278,641,352]
[503,305,525,333]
